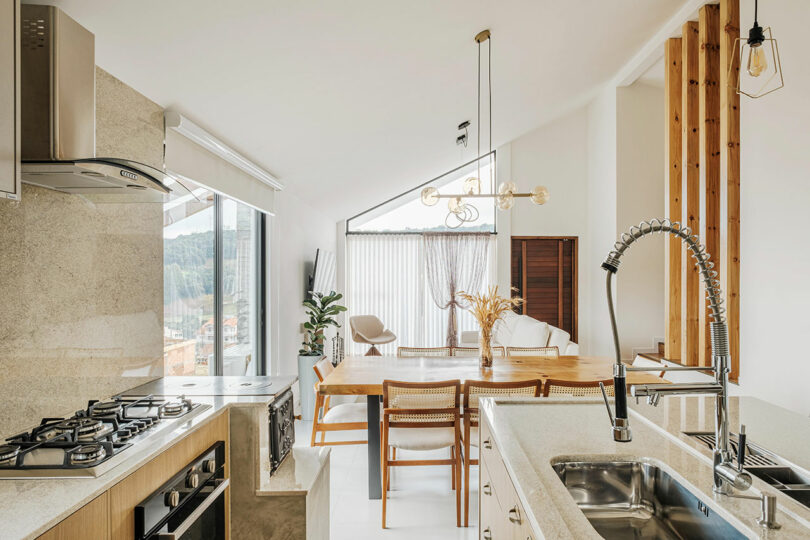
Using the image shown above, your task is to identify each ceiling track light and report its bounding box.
[421,29,549,228]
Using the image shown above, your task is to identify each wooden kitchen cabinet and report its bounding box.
[0,0,21,201]
[37,493,110,540]
[479,419,536,540]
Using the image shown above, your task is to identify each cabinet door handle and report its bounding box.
[483,438,492,449]
[508,505,522,524]
[482,482,492,496]
[482,527,493,540]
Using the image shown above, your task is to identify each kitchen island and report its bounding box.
[479,395,810,539]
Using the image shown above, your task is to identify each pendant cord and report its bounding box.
[488,36,493,194]
[477,40,481,183]
[754,0,758,24]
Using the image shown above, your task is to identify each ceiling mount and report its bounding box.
[474,29,490,43]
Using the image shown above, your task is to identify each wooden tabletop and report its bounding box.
[318,355,665,395]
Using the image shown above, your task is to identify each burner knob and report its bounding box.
[186,472,200,489]
[202,459,217,474]
[164,489,180,508]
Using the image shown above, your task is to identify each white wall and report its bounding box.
[503,106,591,350]
[737,0,810,415]
[616,83,666,359]
[586,87,618,358]
[269,190,338,376]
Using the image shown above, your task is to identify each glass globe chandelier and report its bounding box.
[420,29,549,228]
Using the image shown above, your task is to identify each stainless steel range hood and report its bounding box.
[19,4,171,202]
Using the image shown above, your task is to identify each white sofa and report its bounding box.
[461,311,580,355]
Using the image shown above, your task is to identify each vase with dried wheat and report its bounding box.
[459,286,523,368]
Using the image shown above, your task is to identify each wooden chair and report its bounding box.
[396,346,451,357]
[505,346,560,358]
[450,346,506,357]
[461,380,542,526]
[310,357,367,447]
[381,379,462,528]
[543,378,615,397]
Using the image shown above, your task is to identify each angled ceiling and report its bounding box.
[51,0,687,219]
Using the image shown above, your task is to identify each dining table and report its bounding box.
[317,354,666,500]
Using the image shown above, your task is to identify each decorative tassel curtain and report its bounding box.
[423,233,490,348]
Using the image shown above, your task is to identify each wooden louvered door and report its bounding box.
[510,237,577,342]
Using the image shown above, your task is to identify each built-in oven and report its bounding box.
[269,389,294,473]
[135,441,228,540]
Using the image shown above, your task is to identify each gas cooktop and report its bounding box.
[0,395,210,479]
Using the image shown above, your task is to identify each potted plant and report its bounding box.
[298,291,347,420]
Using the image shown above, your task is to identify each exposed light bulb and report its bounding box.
[462,176,481,195]
[448,196,464,214]
[496,194,514,210]
[747,44,768,77]
[530,185,549,205]
[421,187,439,206]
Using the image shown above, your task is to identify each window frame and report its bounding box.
[345,150,498,235]
[164,191,267,376]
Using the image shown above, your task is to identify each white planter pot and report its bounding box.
[297,355,320,421]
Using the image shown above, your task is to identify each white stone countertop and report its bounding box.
[0,400,232,540]
[481,395,810,540]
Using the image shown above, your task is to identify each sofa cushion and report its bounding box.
[492,311,518,345]
[509,316,550,348]
[547,326,571,351]
[564,342,579,356]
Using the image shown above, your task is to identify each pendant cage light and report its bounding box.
[730,0,784,99]
[420,29,549,228]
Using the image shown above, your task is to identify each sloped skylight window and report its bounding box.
[347,152,496,233]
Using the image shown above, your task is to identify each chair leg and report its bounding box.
[455,442,462,527]
[450,447,456,490]
[464,439,470,527]
[310,395,321,447]
[392,447,396,460]
[381,421,389,528]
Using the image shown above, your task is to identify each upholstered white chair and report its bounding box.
[397,346,451,357]
[381,379,462,528]
[310,357,367,446]
[505,346,560,358]
[349,315,396,356]
[543,379,615,397]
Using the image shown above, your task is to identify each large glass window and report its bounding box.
[163,179,265,376]
[222,199,259,375]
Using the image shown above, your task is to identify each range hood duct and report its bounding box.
[19,4,171,201]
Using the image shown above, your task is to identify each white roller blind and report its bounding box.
[165,129,276,215]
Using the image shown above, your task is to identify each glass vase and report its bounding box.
[479,327,493,368]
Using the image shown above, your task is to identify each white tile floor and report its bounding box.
[295,421,479,540]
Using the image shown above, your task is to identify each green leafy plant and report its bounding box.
[299,291,347,356]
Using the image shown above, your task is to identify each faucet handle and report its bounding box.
[737,424,747,471]
[599,382,615,425]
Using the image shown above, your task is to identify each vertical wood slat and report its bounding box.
[699,4,721,368]
[682,21,701,367]
[557,240,564,328]
[720,0,741,382]
[665,38,683,362]
[521,240,527,315]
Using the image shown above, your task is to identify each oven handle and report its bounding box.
[155,478,229,540]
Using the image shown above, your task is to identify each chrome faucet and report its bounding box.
[599,219,752,495]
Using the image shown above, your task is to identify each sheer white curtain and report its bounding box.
[346,234,495,355]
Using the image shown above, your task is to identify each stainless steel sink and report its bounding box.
[552,460,746,539]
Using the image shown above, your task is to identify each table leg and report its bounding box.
[367,394,382,500]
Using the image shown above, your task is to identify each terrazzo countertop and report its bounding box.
[0,377,300,540]
[481,395,810,539]
[0,401,232,540]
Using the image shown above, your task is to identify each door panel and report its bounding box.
[510,237,577,342]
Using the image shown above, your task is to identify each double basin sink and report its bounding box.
[552,460,745,539]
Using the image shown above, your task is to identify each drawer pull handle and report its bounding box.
[508,505,522,524]
[482,482,492,496]
[482,527,493,540]
[483,438,492,449]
